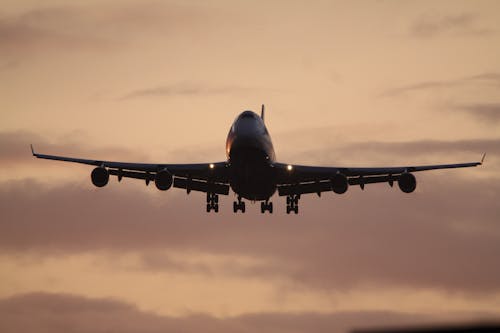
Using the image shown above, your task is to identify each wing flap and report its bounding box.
[173,178,230,195]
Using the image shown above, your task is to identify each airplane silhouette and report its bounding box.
[32,105,484,214]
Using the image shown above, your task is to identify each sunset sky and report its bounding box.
[1,0,500,332]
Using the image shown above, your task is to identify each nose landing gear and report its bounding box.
[206,192,219,212]
[233,196,246,213]
[286,195,300,214]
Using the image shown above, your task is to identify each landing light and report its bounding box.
[209,163,215,169]
[287,164,293,171]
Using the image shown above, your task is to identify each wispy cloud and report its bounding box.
[0,292,449,333]
[0,131,148,167]
[454,103,500,124]
[380,72,500,97]
[0,3,214,59]
[121,83,253,100]
[410,12,494,38]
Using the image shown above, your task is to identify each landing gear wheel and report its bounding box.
[233,197,245,213]
[206,192,219,213]
[286,195,300,214]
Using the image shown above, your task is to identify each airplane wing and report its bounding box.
[273,154,485,196]
[31,145,230,195]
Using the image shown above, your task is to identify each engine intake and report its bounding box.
[398,172,416,193]
[155,169,173,191]
[331,173,348,194]
[91,167,109,187]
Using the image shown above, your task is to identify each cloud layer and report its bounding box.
[0,292,448,333]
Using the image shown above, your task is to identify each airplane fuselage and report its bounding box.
[226,111,277,200]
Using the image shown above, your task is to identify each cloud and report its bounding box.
[121,83,253,100]
[281,136,498,170]
[0,292,455,333]
[4,130,495,170]
[1,131,498,293]
[0,3,216,59]
[410,13,493,38]
[0,7,111,57]
[0,131,148,168]
[380,72,500,97]
[454,103,500,123]
[0,170,498,294]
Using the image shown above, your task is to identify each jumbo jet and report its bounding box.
[31,105,484,214]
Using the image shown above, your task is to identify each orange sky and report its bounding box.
[1,1,500,332]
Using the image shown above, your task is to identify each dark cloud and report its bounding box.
[0,3,214,59]
[4,130,495,170]
[380,72,500,97]
[410,13,493,38]
[0,7,110,57]
[454,103,500,123]
[0,292,457,333]
[121,84,252,100]
[0,131,148,168]
[281,137,498,170]
[1,131,498,292]
[0,170,498,293]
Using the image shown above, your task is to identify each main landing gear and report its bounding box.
[206,192,219,212]
[233,196,246,213]
[261,200,273,214]
[286,194,300,214]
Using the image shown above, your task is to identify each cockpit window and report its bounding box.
[239,111,257,119]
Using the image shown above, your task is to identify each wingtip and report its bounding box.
[30,144,35,156]
[481,153,486,164]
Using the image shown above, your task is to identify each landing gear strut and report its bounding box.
[260,200,273,214]
[286,194,300,214]
[206,192,219,213]
[233,196,245,213]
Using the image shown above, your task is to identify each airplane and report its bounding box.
[31,105,485,214]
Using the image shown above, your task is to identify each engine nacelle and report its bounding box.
[398,172,416,193]
[155,169,173,191]
[91,167,109,187]
[331,173,348,194]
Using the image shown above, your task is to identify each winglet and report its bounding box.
[261,104,265,122]
[30,144,35,156]
[481,153,486,164]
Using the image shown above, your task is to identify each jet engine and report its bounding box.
[155,169,173,191]
[398,172,416,193]
[91,167,109,187]
[331,173,348,194]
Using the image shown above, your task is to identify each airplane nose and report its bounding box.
[235,118,258,136]
[231,119,261,150]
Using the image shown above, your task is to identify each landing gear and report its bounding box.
[260,200,273,214]
[286,195,300,214]
[233,196,245,213]
[206,192,219,213]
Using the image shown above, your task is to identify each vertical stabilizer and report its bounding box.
[261,104,265,122]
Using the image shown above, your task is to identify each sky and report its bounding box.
[1,0,500,332]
